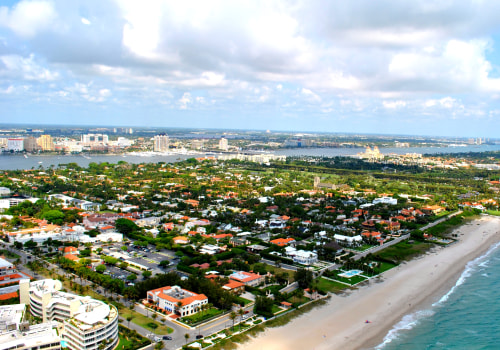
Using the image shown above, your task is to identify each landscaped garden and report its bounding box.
[119,308,173,334]
[181,307,223,325]
[316,277,352,294]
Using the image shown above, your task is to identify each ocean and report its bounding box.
[377,241,500,350]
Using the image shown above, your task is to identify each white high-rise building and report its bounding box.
[81,134,109,145]
[7,138,24,152]
[219,137,228,151]
[20,279,119,350]
[153,134,170,152]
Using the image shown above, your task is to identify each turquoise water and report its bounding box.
[377,242,500,350]
[340,269,364,278]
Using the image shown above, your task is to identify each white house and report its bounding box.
[146,285,208,317]
[285,247,318,265]
[333,234,363,247]
[373,197,397,205]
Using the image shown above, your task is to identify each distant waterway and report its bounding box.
[274,144,500,158]
[0,153,199,170]
[2,144,500,170]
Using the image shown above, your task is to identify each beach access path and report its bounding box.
[239,215,500,350]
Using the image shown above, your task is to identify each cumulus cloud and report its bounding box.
[1,0,500,135]
[0,0,56,38]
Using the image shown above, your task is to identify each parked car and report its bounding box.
[196,335,204,339]
[162,336,172,340]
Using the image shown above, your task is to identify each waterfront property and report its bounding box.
[146,285,208,317]
[284,247,318,265]
[19,279,119,350]
[338,269,364,278]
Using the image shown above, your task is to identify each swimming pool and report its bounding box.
[338,269,363,278]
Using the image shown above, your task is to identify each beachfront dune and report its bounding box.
[239,215,500,350]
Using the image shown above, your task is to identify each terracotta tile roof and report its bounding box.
[270,238,295,246]
[0,291,18,300]
[224,280,245,289]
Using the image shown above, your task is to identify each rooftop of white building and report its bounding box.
[0,304,25,332]
[0,321,60,349]
[29,279,114,329]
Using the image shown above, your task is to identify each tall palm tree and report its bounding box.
[184,333,190,345]
[126,315,134,329]
[229,311,237,331]
[238,308,245,330]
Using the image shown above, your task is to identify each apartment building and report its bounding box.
[20,279,118,350]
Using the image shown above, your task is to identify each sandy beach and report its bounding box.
[239,215,500,350]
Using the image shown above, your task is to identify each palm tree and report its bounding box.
[184,333,190,345]
[238,308,245,330]
[229,311,237,331]
[126,315,134,329]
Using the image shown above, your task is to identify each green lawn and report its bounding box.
[350,244,376,252]
[271,304,283,314]
[316,277,351,293]
[182,308,223,324]
[287,295,309,305]
[115,337,132,350]
[116,325,151,350]
[120,309,173,334]
[0,250,19,259]
[334,274,366,285]
[374,240,433,263]
[487,210,500,216]
[235,296,253,306]
[375,261,397,273]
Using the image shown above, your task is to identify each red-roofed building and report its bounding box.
[0,291,18,300]
[59,246,79,255]
[270,238,296,247]
[146,285,208,316]
[280,301,292,309]
[223,280,245,294]
[361,231,382,240]
[63,254,80,261]
[229,271,265,287]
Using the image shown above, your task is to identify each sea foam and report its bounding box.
[433,241,500,306]
[376,241,500,349]
[375,309,435,349]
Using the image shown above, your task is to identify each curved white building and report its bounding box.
[20,279,118,350]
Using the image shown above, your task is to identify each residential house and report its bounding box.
[229,271,265,287]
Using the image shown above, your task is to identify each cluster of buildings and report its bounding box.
[0,279,118,350]
[1,134,120,153]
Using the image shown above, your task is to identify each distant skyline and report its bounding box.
[2,1,500,137]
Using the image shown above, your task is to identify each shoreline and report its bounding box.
[239,215,500,350]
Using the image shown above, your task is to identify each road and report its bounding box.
[325,211,463,267]
[133,300,255,349]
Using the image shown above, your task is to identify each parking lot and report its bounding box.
[97,242,178,283]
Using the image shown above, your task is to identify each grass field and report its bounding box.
[120,308,173,334]
[271,305,282,314]
[487,210,500,216]
[235,296,253,306]
[316,277,351,293]
[374,240,433,263]
[0,250,19,259]
[182,308,223,324]
[334,274,367,285]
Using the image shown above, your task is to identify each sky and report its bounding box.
[2,1,500,137]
